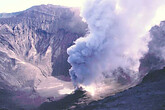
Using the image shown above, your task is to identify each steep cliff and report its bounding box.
[1,4,165,110]
[0,4,87,109]
[39,21,165,110]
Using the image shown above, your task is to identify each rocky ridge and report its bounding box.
[0,4,165,110]
[0,4,87,109]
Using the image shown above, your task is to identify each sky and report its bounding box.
[0,0,85,13]
[0,0,164,26]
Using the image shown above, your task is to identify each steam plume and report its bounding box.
[67,0,165,95]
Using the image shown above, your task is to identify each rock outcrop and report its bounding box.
[0,4,87,109]
[40,21,165,110]
[1,4,165,110]
[76,68,165,110]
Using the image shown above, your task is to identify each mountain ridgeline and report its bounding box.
[0,5,87,109]
[0,4,87,88]
[0,4,165,110]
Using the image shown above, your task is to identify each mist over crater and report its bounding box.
[0,1,165,110]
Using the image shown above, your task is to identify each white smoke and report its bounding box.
[67,0,165,96]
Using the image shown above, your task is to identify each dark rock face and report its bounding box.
[38,22,165,110]
[0,4,87,78]
[78,22,165,110]
[39,90,88,110]
[0,4,165,110]
[0,4,87,109]
[0,4,87,87]
[74,69,165,110]
[37,69,165,110]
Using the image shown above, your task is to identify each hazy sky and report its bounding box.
[0,0,85,13]
[0,0,164,26]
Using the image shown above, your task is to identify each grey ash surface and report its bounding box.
[38,68,165,110]
[0,4,165,110]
